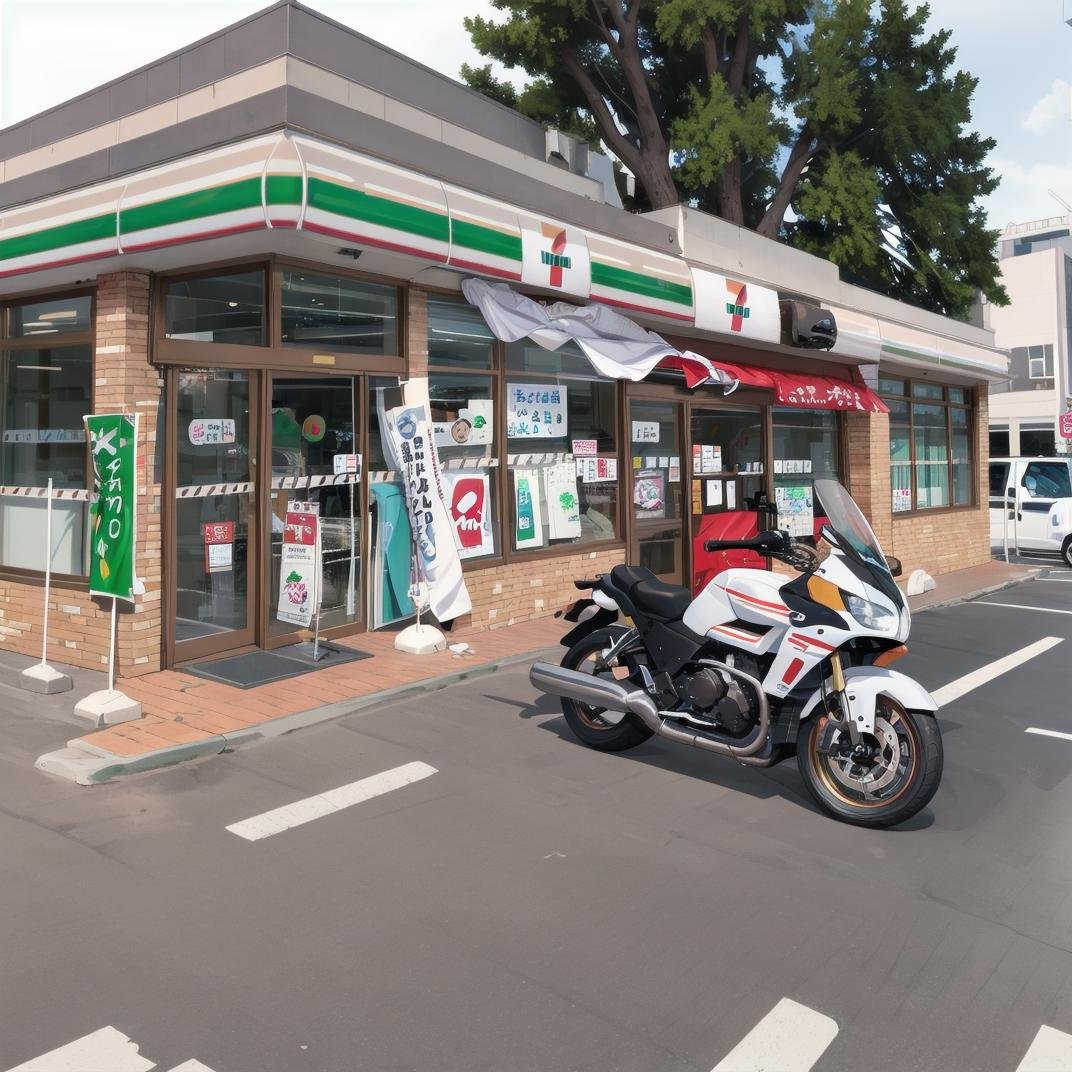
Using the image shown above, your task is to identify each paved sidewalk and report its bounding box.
[34,618,563,784]
[904,558,1041,612]
[25,557,1044,786]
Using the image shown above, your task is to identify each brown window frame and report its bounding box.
[153,256,408,377]
[880,377,976,517]
[425,294,626,572]
[0,285,96,587]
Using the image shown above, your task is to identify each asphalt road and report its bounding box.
[3,575,1072,1072]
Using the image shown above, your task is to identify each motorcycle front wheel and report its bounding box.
[796,697,943,828]
[559,629,655,752]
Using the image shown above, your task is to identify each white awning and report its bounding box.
[461,278,736,390]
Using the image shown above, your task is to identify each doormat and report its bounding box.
[186,645,373,690]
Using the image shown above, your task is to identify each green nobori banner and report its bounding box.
[85,413,139,602]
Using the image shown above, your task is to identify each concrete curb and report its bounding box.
[35,645,560,785]
[908,569,1042,614]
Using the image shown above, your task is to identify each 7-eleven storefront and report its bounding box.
[0,130,1001,677]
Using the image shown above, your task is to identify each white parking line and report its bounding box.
[930,637,1064,707]
[1016,1025,1072,1071]
[710,998,838,1072]
[4,1026,155,1072]
[1026,728,1072,742]
[974,602,1072,615]
[226,761,438,841]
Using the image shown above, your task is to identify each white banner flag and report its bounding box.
[384,398,472,623]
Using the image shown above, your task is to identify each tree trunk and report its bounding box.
[637,160,681,210]
[717,160,745,226]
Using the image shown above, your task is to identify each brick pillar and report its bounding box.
[844,410,892,548]
[407,287,429,378]
[93,271,163,676]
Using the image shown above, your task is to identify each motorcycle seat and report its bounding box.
[610,564,657,592]
[631,578,692,620]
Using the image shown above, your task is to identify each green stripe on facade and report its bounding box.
[120,177,264,234]
[881,343,940,365]
[308,177,449,245]
[0,211,116,262]
[265,175,303,205]
[450,218,522,262]
[590,261,692,306]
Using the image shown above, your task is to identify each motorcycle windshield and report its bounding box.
[814,479,904,607]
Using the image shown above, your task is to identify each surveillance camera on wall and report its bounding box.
[780,300,838,350]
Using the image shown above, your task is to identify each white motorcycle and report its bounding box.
[530,479,942,828]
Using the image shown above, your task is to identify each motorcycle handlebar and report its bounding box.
[703,530,791,556]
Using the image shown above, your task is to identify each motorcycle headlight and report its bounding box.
[845,594,898,632]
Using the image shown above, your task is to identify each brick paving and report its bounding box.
[76,617,564,760]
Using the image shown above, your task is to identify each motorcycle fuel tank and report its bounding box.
[684,569,793,636]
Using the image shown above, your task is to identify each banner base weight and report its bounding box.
[20,663,73,695]
[73,689,142,728]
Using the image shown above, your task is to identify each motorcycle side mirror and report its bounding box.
[885,556,903,577]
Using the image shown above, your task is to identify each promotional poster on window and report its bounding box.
[277,502,319,627]
[445,472,494,559]
[507,383,566,438]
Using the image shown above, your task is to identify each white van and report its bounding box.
[989,457,1072,565]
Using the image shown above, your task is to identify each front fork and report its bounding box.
[828,650,863,746]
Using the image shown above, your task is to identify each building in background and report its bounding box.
[987,215,1072,457]
[0,0,1006,679]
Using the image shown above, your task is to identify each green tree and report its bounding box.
[462,0,1006,317]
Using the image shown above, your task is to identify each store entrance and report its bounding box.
[627,398,686,584]
[688,403,769,593]
[168,368,365,666]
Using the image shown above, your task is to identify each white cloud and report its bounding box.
[1022,79,1072,134]
[985,157,1072,227]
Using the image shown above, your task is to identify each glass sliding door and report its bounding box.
[267,375,361,644]
[628,399,685,584]
[689,404,767,591]
[173,369,257,660]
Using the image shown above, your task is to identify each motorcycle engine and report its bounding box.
[674,654,762,736]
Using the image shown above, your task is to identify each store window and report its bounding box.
[879,378,974,512]
[424,298,622,563]
[428,371,499,561]
[426,298,501,563]
[773,408,840,536]
[506,341,620,551]
[1020,426,1056,457]
[990,427,1010,458]
[164,269,265,345]
[280,271,398,354]
[0,294,93,575]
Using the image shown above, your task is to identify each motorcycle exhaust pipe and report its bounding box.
[529,662,639,726]
[529,659,770,760]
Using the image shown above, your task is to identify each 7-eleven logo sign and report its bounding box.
[521,220,589,297]
[539,224,572,288]
[725,279,750,332]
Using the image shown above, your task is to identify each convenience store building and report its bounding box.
[0,1,1008,677]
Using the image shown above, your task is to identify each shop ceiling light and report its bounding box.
[38,310,77,321]
[16,364,60,371]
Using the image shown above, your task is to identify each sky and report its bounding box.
[0,0,1068,231]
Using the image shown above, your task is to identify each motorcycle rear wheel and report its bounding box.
[559,629,655,752]
[796,698,943,828]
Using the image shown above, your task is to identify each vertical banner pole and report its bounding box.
[41,478,53,665]
[346,474,356,619]
[19,476,73,695]
[108,597,117,694]
[312,512,323,662]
